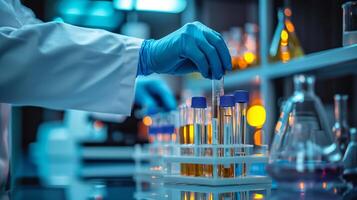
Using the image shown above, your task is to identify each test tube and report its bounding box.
[186,105,195,176]
[203,107,213,177]
[178,105,188,176]
[234,90,249,177]
[191,97,207,177]
[211,78,224,145]
[219,95,235,178]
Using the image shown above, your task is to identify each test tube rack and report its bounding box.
[162,144,271,186]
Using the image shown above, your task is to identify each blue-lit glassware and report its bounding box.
[268,75,342,189]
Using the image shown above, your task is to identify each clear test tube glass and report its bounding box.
[186,106,195,176]
[203,107,213,177]
[191,97,207,177]
[211,78,224,146]
[234,90,249,177]
[219,95,235,178]
[178,105,188,176]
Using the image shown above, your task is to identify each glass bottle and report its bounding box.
[268,75,342,188]
[269,8,304,63]
[191,97,207,177]
[218,95,235,178]
[333,94,350,153]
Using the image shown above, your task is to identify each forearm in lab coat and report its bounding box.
[0,22,142,115]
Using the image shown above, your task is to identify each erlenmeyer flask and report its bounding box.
[268,75,342,188]
[269,8,304,63]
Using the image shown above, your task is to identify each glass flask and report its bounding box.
[342,1,357,46]
[269,8,304,63]
[268,75,342,189]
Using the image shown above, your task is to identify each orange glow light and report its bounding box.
[254,129,263,146]
[94,120,104,130]
[238,57,248,69]
[143,116,152,126]
[253,193,264,200]
[281,30,289,41]
[281,51,291,63]
[285,20,295,32]
[299,182,305,190]
[284,8,292,17]
[275,121,282,132]
[243,52,256,64]
[247,105,266,127]
[322,182,327,189]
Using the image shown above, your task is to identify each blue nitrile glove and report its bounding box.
[134,78,177,114]
[138,21,232,79]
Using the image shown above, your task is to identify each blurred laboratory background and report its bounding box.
[1,0,357,199]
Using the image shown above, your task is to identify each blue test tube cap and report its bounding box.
[161,125,175,134]
[234,90,249,103]
[220,95,235,107]
[147,107,158,115]
[191,96,207,108]
[148,126,158,135]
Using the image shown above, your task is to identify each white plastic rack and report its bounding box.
[162,144,271,186]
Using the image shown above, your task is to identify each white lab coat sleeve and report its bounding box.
[0,22,143,115]
[12,0,42,25]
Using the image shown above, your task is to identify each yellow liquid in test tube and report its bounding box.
[179,126,187,176]
[203,123,213,177]
[185,124,195,176]
[194,124,205,177]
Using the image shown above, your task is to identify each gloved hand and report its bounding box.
[138,21,232,79]
[134,78,177,114]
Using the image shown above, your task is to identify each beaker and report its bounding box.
[343,1,357,46]
[268,75,342,189]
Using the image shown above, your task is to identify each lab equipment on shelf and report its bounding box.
[343,128,357,187]
[269,7,304,63]
[342,1,357,46]
[333,94,350,154]
[268,74,342,190]
[222,23,260,70]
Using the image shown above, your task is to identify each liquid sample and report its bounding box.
[194,123,205,177]
[219,113,234,178]
[179,125,188,176]
[203,123,213,177]
[185,124,195,176]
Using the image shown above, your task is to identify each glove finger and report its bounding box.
[182,39,210,79]
[170,59,197,74]
[204,31,232,71]
[135,87,158,110]
[197,37,224,80]
[147,81,177,111]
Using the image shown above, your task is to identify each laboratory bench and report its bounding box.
[1,177,351,200]
[2,156,355,200]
